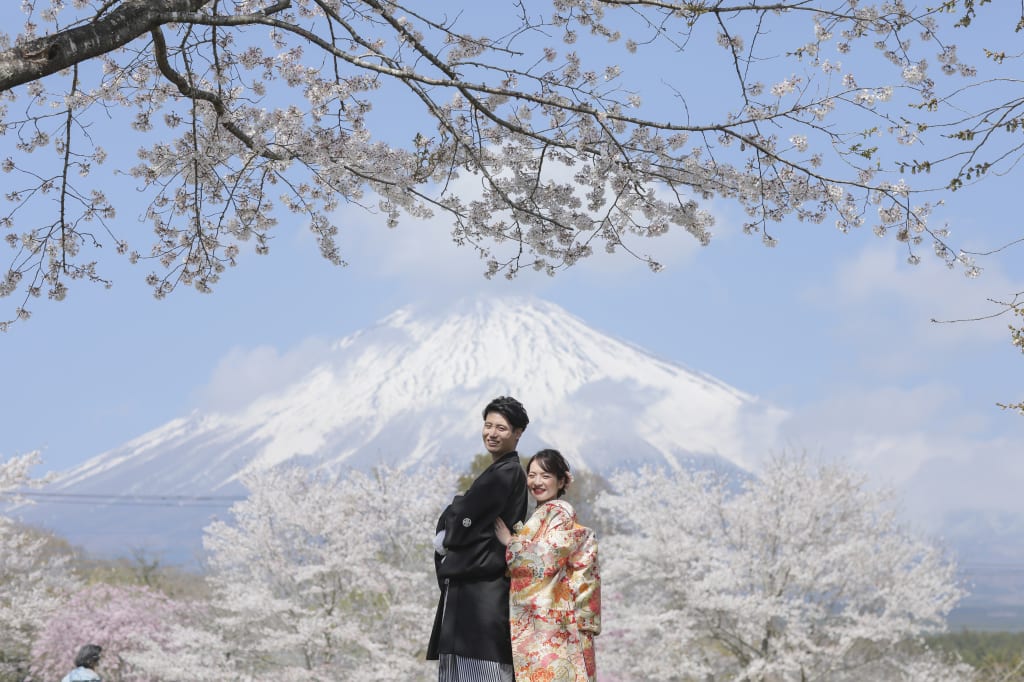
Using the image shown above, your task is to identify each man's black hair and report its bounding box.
[482,395,529,431]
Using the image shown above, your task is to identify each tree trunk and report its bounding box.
[0,0,209,92]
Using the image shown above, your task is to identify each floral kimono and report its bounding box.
[505,499,601,682]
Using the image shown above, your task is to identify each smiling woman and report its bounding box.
[495,449,601,682]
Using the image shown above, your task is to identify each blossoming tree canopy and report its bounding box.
[0,1,1019,327]
[0,453,81,680]
[30,583,189,682]
[594,454,968,681]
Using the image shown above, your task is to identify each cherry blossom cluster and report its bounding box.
[594,453,968,680]
[0,1,1005,326]
[0,452,82,680]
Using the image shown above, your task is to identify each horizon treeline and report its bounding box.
[3,450,1020,681]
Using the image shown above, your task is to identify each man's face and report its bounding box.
[482,411,523,457]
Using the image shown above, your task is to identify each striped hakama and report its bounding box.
[437,653,514,682]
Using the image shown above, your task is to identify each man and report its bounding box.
[427,396,530,682]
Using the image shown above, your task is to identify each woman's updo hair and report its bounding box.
[528,448,571,498]
[74,644,102,669]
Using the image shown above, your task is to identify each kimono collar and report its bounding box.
[491,450,520,466]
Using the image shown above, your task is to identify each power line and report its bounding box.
[15,491,244,501]
[1,490,244,508]
[10,499,229,508]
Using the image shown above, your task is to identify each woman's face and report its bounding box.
[527,460,563,504]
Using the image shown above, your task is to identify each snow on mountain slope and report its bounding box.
[18,296,786,558]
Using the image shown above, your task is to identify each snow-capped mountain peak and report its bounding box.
[23,295,785,556]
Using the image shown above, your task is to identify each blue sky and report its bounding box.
[1,3,1023,540]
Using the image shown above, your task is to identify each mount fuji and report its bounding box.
[18,296,785,560]
[12,295,1024,629]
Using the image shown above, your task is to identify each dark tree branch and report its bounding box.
[149,26,288,161]
[0,0,213,92]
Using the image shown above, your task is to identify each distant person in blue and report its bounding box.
[427,396,530,682]
[61,644,102,682]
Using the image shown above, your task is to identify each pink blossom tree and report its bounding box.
[30,583,191,682]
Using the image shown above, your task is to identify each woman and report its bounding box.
[61,644,102,682]
[495,449,601,682]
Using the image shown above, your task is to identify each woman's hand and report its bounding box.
[494,517,512,547]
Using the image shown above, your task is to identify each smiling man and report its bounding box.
[427,396,530,682]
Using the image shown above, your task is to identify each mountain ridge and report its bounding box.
[19,295,783,557]
[11,294,1024,628]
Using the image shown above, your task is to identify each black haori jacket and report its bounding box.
[426,451,528,664]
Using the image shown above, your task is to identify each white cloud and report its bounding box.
[791,242,1024,384]
[905,441,1024,521]
[826,244,1018,344]
[776,383,960,479]
[193,337,334,413]
[333,157,715,292]
[771,380,1024,530]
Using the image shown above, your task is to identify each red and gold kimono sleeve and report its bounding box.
[568,525,601,636]
[505,499,602,682]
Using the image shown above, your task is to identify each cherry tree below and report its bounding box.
[594,453,971,681]
[0,452,81,681]
[30,583,191,682]
[139,464,456,681]
[12,453,975,681]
